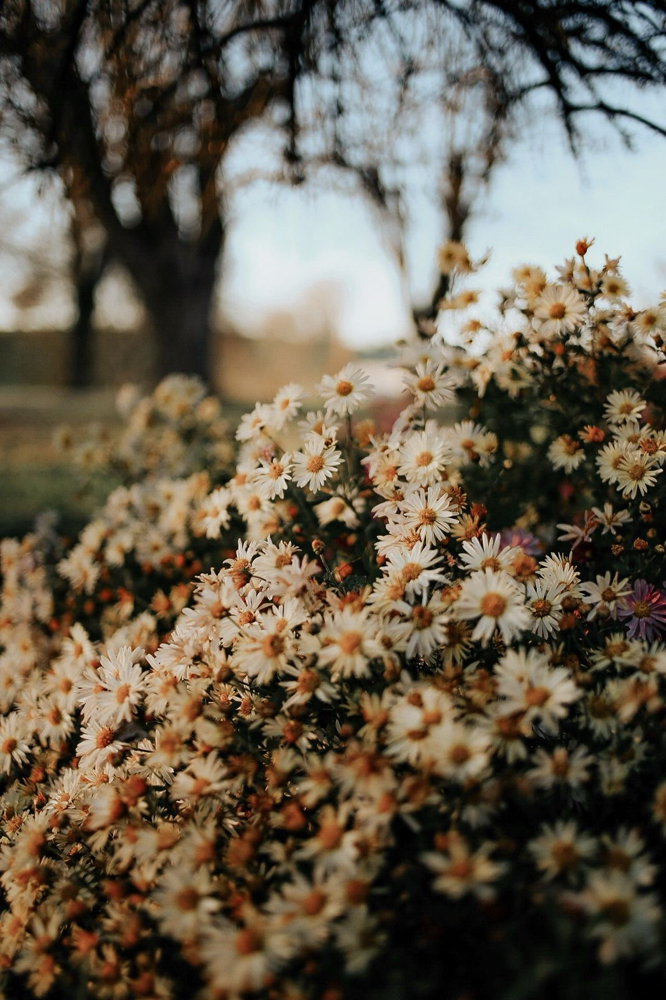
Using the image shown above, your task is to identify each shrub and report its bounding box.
[0,245,665,999]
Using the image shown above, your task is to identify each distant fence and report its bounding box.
[0,328,352,402]
[0,328,156,387]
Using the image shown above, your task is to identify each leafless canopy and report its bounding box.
[0,1,664,377]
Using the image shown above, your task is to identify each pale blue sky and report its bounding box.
[1,97,664,346]
[222,110,666,347]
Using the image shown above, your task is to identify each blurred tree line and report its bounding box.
[0,0,665,386]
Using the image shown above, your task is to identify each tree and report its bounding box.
[290,0,666,326]
[0,0,299,379]
[0,0,665,381]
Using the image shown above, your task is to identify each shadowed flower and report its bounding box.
[617,580,666,641]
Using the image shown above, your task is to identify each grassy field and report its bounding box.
[1,387,120,538]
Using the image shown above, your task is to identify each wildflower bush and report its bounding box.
[56,374,235,483]
[1,243,666,1000]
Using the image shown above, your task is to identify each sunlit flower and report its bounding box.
[403,360,455,410]
[534,284,587,336]
[456,570,529,645]
[318,364,374,416]
[292,438,342,491]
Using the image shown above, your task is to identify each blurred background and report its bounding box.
[1,1,665,530]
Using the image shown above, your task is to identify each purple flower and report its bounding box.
[617,579,666,641]
[500,528,542,556]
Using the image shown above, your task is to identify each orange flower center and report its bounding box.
[551,842,578,870]
[176,888,200,912]
[448,859,473,879]
[262,634,285,657]
[235,928,262,955]
[297,670,320,693]
[411,606,434,629]
[115,683,131,704]
[401,563,422,583]
[525,686,550,707]
[449,743,471,765]
[480,592,507,617]
[338,631,363,655]
[302,890,327,916]
[95,727,116,749]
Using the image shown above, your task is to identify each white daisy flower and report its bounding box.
[580,572,632,620]
[297,409,340,443]
[314,495,360,528]
[525,578,564,638]
[255,454,293,500]
[614,451,662,498]
[194,487,232,539]
[445,420,497,467]
[578,871,660,964]
[459,533,517,574]
[422,838,506,901]
[76,721,125,771]
[317,608,383,680]
[317,364,374,417]
[538,554,581,598]
[235,402,274,442]
[385,541,447,599]
[496,647,579,733]
[396,486,457,544]
[534,283,587,336]
[455,569,530,645]
[271,382,305,428]
[402,360,455,410]
[604,389,646,426]
[396,594,450,658]
[292,439,343,492]
[0,713,32,773]
[596,440,630,484]
[548,435,585,473]
[529,820,596,880]
[398,424,450,485]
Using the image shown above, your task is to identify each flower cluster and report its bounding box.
[0,245,665,999]
[55,374,236,482]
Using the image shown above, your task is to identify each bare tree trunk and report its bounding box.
[69,269,96,388]
[128,224,223,383]
[147,272,216,381]
[69,246,108,388]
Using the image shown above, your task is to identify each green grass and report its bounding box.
[1,465,119,539]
